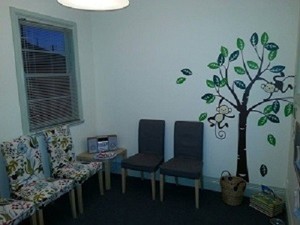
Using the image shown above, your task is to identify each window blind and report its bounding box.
[19,19,80,132]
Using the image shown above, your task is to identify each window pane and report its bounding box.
[14,16,81,133]
[20,24,67,74]
[22,50,67,73]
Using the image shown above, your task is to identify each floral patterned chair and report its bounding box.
[0,135,77,225]
[43,125,104,214]
[0,198,36,225]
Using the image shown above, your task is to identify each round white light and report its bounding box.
[57,0,129,11]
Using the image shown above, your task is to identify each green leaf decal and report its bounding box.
[218,54,225,66]
[265,43,279,51]
[181,68,193,76]
[221,46,228,57]
[258,116,267,126]
[201,93,214,101]
[213,75,221,87]
[219,78,227,87]
[270,65,285,73]
[247,61,259,70]
[263,105,273,114]
[268,50,277,61]
[206,95,216,104]
[260,164,268,177]
[229,50,239,62]
[206,80,215,88]
[237,38,245,51]
[199,113,207,122]
[284,103,294,117]
[176,77,186,84]
[267,134,276,146]
[250,32,258,46]
[201,93,215,104]
[234,66,246,75]
[261,32,269,45]
[234,80,246,89]
[272,100,280,114]
[208,62,219,69]
[247,61,258,70]
[266,114,280,123]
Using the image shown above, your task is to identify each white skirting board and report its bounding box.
[111,162,285,198]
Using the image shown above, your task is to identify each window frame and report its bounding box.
[10,7,83,134]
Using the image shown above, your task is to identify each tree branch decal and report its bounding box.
[176,32,294,182]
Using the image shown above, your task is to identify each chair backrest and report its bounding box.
[174,121,203,160]
[138,119,165,156]
[0,135,45,192]
[43,125,74,171]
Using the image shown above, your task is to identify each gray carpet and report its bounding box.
[21,174,287,225]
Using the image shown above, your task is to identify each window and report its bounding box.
[11,8,83,133]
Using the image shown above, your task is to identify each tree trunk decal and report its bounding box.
[237,112,248,181]
[176,32,294,182]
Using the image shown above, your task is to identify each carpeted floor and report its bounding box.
[21,174,287,225]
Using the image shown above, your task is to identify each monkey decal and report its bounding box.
[261,82,278,94]
[261,72,294,99]
[208,104,235,139]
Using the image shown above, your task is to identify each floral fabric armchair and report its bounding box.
[43,125,103,213]
[0,198,36,225]
[0,135,77,224]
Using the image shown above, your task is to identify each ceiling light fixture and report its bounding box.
[57,0,129,11]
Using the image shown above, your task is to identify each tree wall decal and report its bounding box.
[176,32,294,182]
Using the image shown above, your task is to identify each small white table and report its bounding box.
[77,148,127,190]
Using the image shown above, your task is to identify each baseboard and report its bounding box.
[111,162,285,198]
[203,176,285,198]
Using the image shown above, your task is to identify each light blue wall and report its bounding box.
[91,0,299,188]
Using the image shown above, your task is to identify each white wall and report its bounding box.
[0,0,98,196]
[92,0,299,188]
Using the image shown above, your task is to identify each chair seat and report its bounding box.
[84,161,102,175]
[0,198,35,225]
[53,161,102,184]
[15,178,74,207]
[160,156,202,179]
[121,153,163,172]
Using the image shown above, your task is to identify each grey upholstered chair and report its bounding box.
[121,119,165,200]
[159,121,204,208]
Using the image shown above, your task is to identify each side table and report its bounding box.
[77,148,127,190]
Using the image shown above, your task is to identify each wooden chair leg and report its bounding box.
[30,211,37,225]
[38,209,44,225]
[151,172,156,200]
[160,174,164,202]
[69,189,77,218]
[121,168,126,194]
[195,179,200,209]
[98,170,104,195]
[76,184,84,214]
